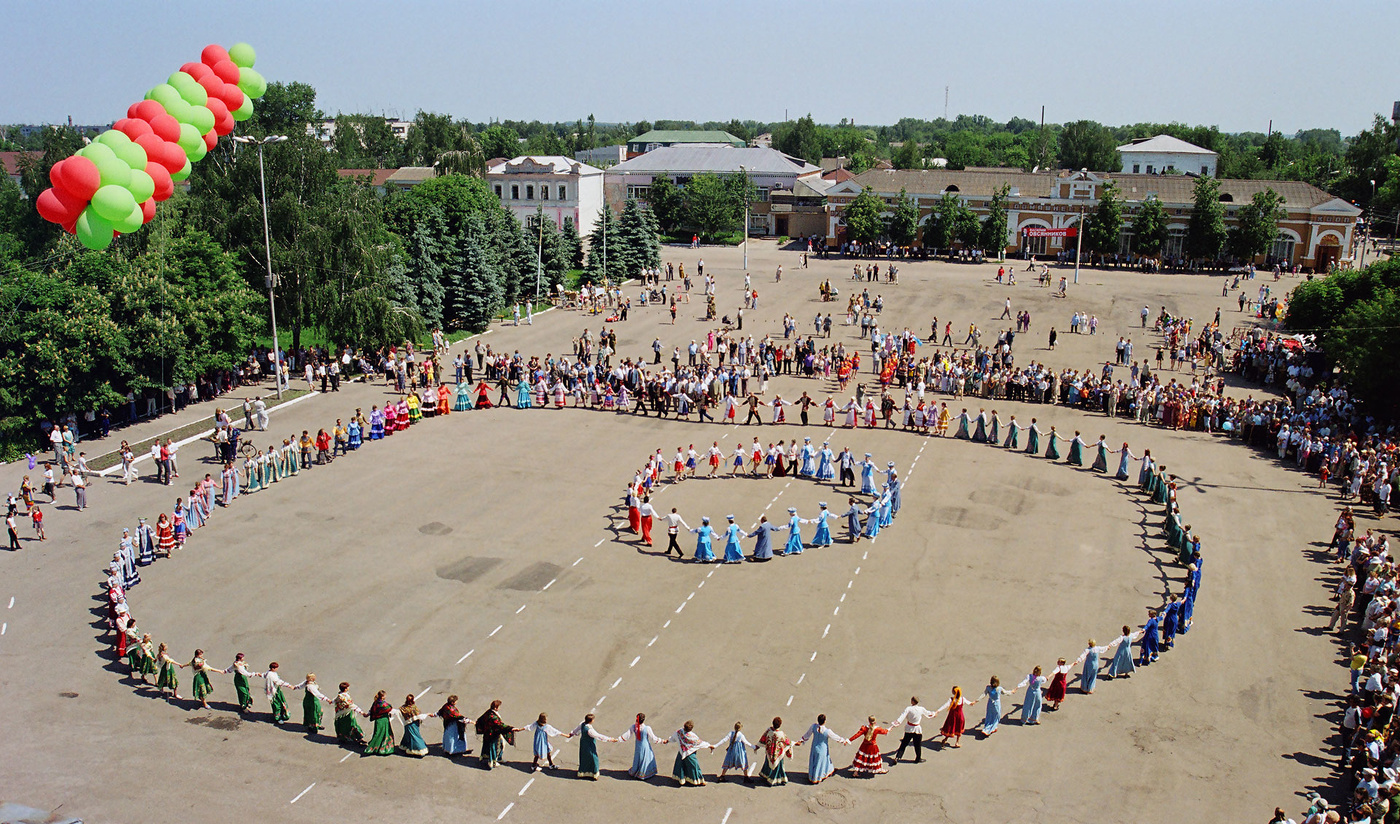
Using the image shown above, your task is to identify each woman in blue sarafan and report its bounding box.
[453,381,473,411]
[1025,419,1040,454]
[1075,640,1109,694]
[981,675,1015,736]
[841,499,863,542]
[722,516,745,563]
[809,503,833,546]
[1044,426,1062,460]
[878,487,894,528]
[1114,442,1135,479]
[888,474,902,516]
[863,499,881,539]
[1067,431,1086,466]
[516,378,532,408]
[815,444,835,481]
[781,508,804,555]
[799,438,816,476]
[689,517,716,562]
[987,410,1001,444]
[859,454,876,494]
[620,713,667,780]
[801,714,848,783]
[972,409,989,442]
[1105,626,1139,679]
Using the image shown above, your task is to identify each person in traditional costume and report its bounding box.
[171,505,187,546]
[571,713,617,779]
[135,633,156,683]
[155,513,175,557]
[822,397,837,427]
[988,410,1001,444]
[1044,426,1062,460]
[382,402,398,435]
[393,695,432,757]
[953,408,971,439]
[1025,419,1041,454]
[620,712,667,780]
[526,712,571,771]
[980,676,1015,737]
[1003,414,1020,449]
[1045,658,1071,710]
[515,378,532,409]
[816,443,835,481]
[453,381,473,412]
[935,686,980,748]
[1090,436,1109,472]
[1161,593,1181,649]
[690,516,717,563]
[863,499,881,539]
[334,683,369,746]
[810,503,833,547]
[972,409,989,442]
[801,714,848,783]
[758,718,796,786]
[841,499,863,543]
[1105,626,1140,679]
[436,383,452,416]
[667,721,712,786]
[718,515,746,563]
[781,507,805,556]
[219,462,239,506]
[476,699,520,769]
[848,716,890,776]
[135,517,156,566]
[1075,640,1109,694]
[186,489,206,530]
[799,438,816,476]
[363,691,398,755]
[714,721,759,782]
[155,642,181,699]
[935,403,951,436]
[1137,449,1154,488]
[437,695,472,756]
[243,451,262,492]
[262,662,292,724]
[1139,608,1161,665]
[1115,443,1136,481]
[1065,431,1085,466]
[747,515,780,562]
[227,652,259,713]
[859,454,876,494]
[1017,666,1048,725]
[296,673,330,734]
[185,649,222,709]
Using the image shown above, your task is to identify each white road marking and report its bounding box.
[822,624,830,638]
[862,551,868,560]
[785,481,792,488]
[797,673,805,684]
[854,567,860,575]
[663,620,670,629]
[457,649,475,664]
[516,604,527,614]
[6,597,12,608]
[596,695,606,706]
[687,592,694,601]
[339,752,353,763]
[675,602,686,614]
[847,580,853,588]
[648,636,658,647]
[573,557,584,566]
[611,677,623,689]
[839,593,846,602]
[707,569,716,578]
[721,808,732,824]
[833,606,840,616]
[697,580,704,589]
[770,496,779,504]
[498,802,514,820]
[290,782,315,803]
[1,622,6,635]
[416,687,432,700]
[594,539,605,547]
[489,625,503,637]
[542,579,556,591]
[630,656,641,668]
[519,777,535,796]
[786,694,794,706]
[810,651,818,662]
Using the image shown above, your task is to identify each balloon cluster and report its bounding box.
[35,42,269,251]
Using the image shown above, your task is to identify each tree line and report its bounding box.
[1286,256,1400,413]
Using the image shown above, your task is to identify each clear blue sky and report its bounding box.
[3,0,1393,136]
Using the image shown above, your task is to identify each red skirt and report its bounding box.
[628,507,641,534]
[1046,672,1068,703]
[939,705,965,737]
[852,741,886,773]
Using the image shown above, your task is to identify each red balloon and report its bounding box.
[141,198,157,224]
[182,61,213,82]
[48,157,68,189]
[151,140,187,175]
[37,187,84,225]
[146,162,174,202]
[116,118,154,141]
[148,113,181,144]
[204,97,231,131]
[61,218,77,235]
[201,44,230,67]
[202,129,218,151]
[215,111,236,136]
[130,99,167,123]
[217,83,244,112]
[211,59,240,85]
[60,155,101,200]
[197,74,224,99]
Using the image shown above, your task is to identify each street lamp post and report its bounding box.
[1073,200,1084,285]
[535,211,544,303]
[740,165,749,271]
[1360,179,1376,268]
[234,134,288,399]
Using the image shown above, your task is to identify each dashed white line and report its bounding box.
[612,677,623,689]
[1,622,6,635]
[519,777,535,796]
[290,782,315,804]
[647,635,658,647]
[862,551,868,560]
[6,596,12,608]
[542,578,556,591]
[516,604,527,614]
[847,580,853,588]
[833,606,840,616]
[416,686,432,700]
[596,695,606,706]
[339,752,354,763]
[498,802,514,820]
[707,569,716,578]
[770,496,779,504]
[810,651,818,662]
[675,602,686,614]
[686,592,695,601]
[822,624,831,638]
[457,649,475,664]
[839,593,846,602]
[721,808,732,824]
[854,567,861,575]
[797,673,806,684]
[786,694,794,706]
[594,539,605,547]
[663,620,671,629]
[489,625,503,637]
[630,656,641,668]
[697,580,704,589]
[573,557,584,566]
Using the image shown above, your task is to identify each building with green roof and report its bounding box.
[626,130,745,158]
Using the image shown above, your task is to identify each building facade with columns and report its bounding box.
[825,168,1359,270]
[487,156,604,238]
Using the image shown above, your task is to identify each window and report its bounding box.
[1218,193,1234,203]
[494,184,502,198]
[1201,165,1209,176]
[1132,164,1140,174]
[511,185,519,200]
[1164,228,1187,258]
[1021,232,1048,256]
[526,185,535,200]
[756,187,770,202]
[1118,230,1135,256]
[540,184,548,201]
[1269,234,1296,264]
[1146,165,1154,174]
[557,185,566,200]
[626,185,651,200]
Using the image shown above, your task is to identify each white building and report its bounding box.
[1117,134,1218,177]
[574,145,626,167]
[487,156,604,238]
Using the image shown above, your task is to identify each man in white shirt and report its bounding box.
[891,697,933,763]
[662,507,690,559]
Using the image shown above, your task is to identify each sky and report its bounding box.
[3,0,1395,137]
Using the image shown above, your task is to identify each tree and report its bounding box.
[1131,196,1169,259]
[844,190,886,245]
[524,208,569,296]
[585,206,626,285]
[560,216,583,269]
[682,172,744,240]
[886,189,919,246]
[478,124,522,160]
[773,115,823,165]
[447,220,503,331]
[1185,175,1228,262]
[979,184,1010,256]
[646,174,685,232]
[1057,120,1121,171]
[923,192,959,251]
[891,141,922,170]
[403,112,466,166]
[618,198,661,272]
[1228,187,1287,261]
[1084,180,1124,255]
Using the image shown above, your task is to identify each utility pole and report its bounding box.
[233,134,289,399]
[944,86,949,121]
[1074,201,1084,285]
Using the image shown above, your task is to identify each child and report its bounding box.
[30,504,45,541]
[526,712,571,771]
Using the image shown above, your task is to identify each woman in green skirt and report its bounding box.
[155,643,181,700]
[263,662,292,724]
[363,690,396,755]
[1044,426,1062,460]
[757,718,795,786]
[333,682,368,745]
[395,695,432,757]
[570,713,619,780]
[296,673,330,734]
[188,650,222,709]
[228,653,260,713]
[666,720,712,786]
[476,699,521,770]
[135,634,157,683]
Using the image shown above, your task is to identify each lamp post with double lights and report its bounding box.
[233,134,288,398]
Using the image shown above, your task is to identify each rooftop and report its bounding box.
[486,156,602,176]
[628,129,745,147]
[1117,134,1217,156]
[608,145,820,177]
[1,151,38,177]
[336,168,397,187]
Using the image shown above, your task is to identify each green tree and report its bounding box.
[618,199,661,271]
[403,112,467,166]
[1185,175,1228,262]
[1131,196,1169,258]
[891,141,922,170]
[682,172,744,241]
[923,192,961,251]
[585,206,626,284]
[844,190,886,245]
[1057,120,1121,171]
[478,124,522,160]
[980,184,1010,256]
[772,115,823,165]
[646,174,685,232]
[561,216,583,269]
[1084,181,1124,255]
[886,189,919,246]
[1228,187,1287,261]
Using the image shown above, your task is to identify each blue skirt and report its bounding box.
[442,720,468,755]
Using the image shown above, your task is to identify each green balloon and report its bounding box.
[112,202,144,234]
[91,184,137,222]
[178,82,208,108]
[168,71,198,95]
[81,145,131,189]
[95,129,131,150]
[237,67,267,100]
[177,122,203,154]
[113,141,147,172]
[165,98,194,124]
[187,105,215,136]
[146,84,182,109]
[187,138,208,163]
[228,42,256,68]
[231,95,253,122]
[171,160,192,182]
[76,207,115,250]
[127,168,155,203]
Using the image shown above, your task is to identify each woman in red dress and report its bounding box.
[154,513,175,558]
[1045,658,1071,710]
[936,686,979,748]
[847,716,888,776]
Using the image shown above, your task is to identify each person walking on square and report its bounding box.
[891,697,934,763]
